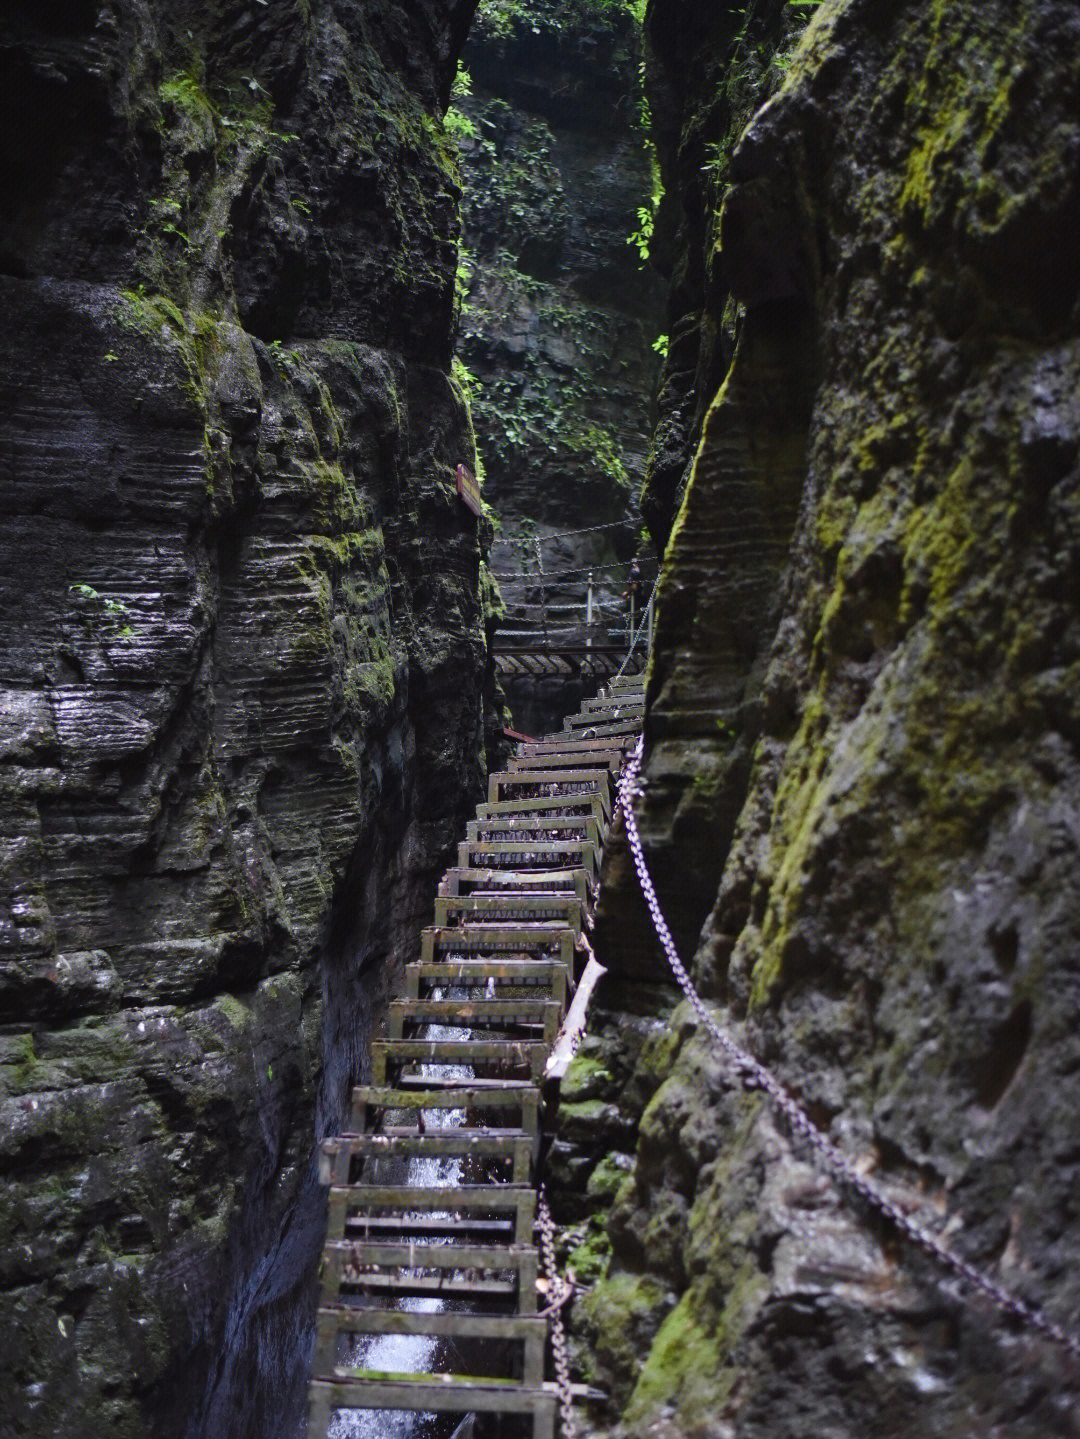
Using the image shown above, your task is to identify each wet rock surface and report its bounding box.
[0,2,485,1436]
[578,1,1080,1434]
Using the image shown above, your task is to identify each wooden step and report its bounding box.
[509,748,624,773]
[348,1083,541,1136]
[488,768,612,811]
[341,1214,516,1241]
[314,1306,547,1386]
[520,734,635,757]
[439,867,590,901]
[370,1037,549,1085]
[322,1239,539,1311]
[405,959,570,1007]
[581,694,645,715]
[433,892,585,930]
[421,923,576,965]
[326,1183,536,1245]
[388,997,562,1045]
[565,711,641,733]
[477,794,607,826]
[321,1128,537,1184]
[457,839,597,880]
[309,1378,556,1436]
[467,814,602,848]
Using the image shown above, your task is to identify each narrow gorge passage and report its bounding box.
[4,1,1080,1437]
[309,671,647,1439]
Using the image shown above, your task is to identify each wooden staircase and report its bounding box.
[308,671,645,1438]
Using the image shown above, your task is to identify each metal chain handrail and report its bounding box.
[538,1185,577,1436]
[489,559,659,581]
[617,739,1080,1359]
[532,521,630,542]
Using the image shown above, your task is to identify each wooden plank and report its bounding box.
[421,923,576,964]
[433,892,585,928]
[458,838,597,859]
[563,716,640,737]
[438,868,590,902]
[545,953,608,1082]
[341,1216,515,1239]
[388,998,561,1048]
[315,1305,546,1385]
[581,695,644,714]
[310,1378,556,1418]
[467,816,601,847]
[327,1184,535,1244]
[329,1272,517,1299]
[477,795,606,823]
[326,1239,537,1270]
[408,958,570,982]
[487,775,611,818]
[329,1130,534,1177]
[352,1083,539,1111]
[371,1038,549,1084]
[509,749,623,773]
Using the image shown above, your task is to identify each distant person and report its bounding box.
[622,559,642,633]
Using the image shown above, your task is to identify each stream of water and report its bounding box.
[329,985,475,1439]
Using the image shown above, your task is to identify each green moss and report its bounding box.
[560,1053,613,1103]
[568,1215,612,1284]
[579,1270,668,1378]
[0,1033,40,1098]
[626,1292,729,1420]
[585,1152,633,1204]
[213,994,251,1031]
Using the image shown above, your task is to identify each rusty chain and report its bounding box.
[617,738,1080,1359]
[538,1185,577,1437]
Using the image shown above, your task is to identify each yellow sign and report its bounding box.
[456,463,482,518]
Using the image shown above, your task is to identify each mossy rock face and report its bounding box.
[581,0,1080,1435]
[0,1,486,1436]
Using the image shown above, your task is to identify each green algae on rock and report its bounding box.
[0,1,490,1436]
[576,0,1080,1435]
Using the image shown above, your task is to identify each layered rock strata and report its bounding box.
[575,1,1080,1435]
[0,2,485,1436]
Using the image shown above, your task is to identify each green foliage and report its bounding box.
[452,61,473,98]
[444,106,478,141]
[69,585,135,639]
[476,0,646,38]
[452,355,489,490]
[626,61,664,264]
[651,333,669,357]
[159,68,214,119]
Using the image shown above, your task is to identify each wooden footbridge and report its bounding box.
[308,673,646,1438]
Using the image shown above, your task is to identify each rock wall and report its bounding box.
[570,1,1080,1434]
[0,3,484,1436]
[455,0,666,737]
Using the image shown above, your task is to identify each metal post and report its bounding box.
[647,593,654,653]
[535,538,547,647]
[586,570,593,648]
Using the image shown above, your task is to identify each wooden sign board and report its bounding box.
[456,463,482,518]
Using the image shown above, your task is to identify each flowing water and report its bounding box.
[329,982,476,1439]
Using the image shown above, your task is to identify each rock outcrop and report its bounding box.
[573,1,1080,1434]
[0,3,485,1436]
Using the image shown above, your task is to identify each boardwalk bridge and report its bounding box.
[308,668,647,1438]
